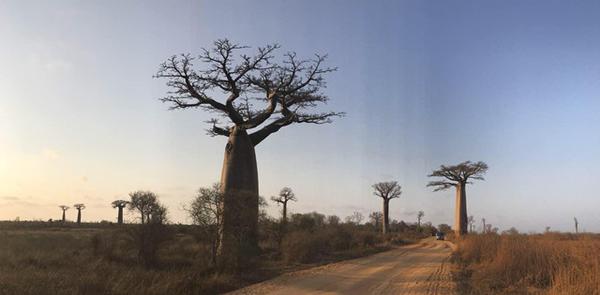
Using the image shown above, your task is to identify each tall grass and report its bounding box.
[454,233,600,294]
[0,217,429,295]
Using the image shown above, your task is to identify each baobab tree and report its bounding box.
[73,204,85,224]
[482,218,487,233]
[270,187,297,226]
[427,161,488,236]
[128,191,158,224]
[155,39,342,268]
[372,181,402,234]
[112,200,129,224]
[58,205,69,222]
[417,211,424,228]
[574,217,579,234]
[468,215,475,233]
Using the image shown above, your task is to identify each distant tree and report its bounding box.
[128,191,158,224]
[187,183,222,265]
[485,224,493,233]
[290,212,325,232]
[59,205,69,222]
[372,181,402,234]
[155,39,343,268]
[73,204,85,224]
[327,215,340,225]
[438,223,452,234]
[427,161,488,236]
[417,211,425,228]
[482,218,487,233]
[369,211,383,231]
[468,215,475,233]
[545,226,551,233]
[111,200,129,224]
[270,187,297,226]
[574,217,579,234]
[345,211,364,225]
[502,227,519,235]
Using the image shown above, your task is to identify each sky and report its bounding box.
[1,0,600,232]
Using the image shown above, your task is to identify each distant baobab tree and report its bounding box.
[73,204,85,224]
[417,211,424,228]
[271,187,297,227]
[427,161,488,236]
[574,217,579,234]
[468,215,475,233]
[128,191,158,224]
[59,205,69,222]
[372,181,402,234]
[155,39,343,269]
[482,218,487,233]
[112,200,129,224]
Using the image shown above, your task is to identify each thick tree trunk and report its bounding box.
[117,207,123,224]
[382,199,389,235]
[282,203,287,224]
[141,212,145,224]
[454,183,468,236]
[62,211,66,222]
[217,126,259,270]
[77,210,81,224]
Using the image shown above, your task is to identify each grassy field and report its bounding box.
[453,232,600,294]
[0,219,429,295]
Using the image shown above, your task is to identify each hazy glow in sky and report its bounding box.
[1,1,600,232]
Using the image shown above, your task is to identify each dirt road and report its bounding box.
[229,238,455,295]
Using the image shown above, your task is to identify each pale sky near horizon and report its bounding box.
[2,1,600,232]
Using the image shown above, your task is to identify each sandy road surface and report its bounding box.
[228,238,455,295]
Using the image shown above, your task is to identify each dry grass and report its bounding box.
[453,233,600,294]
[0,220,426,295]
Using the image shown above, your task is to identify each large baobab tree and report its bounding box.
[270,187,297,226]
[372,181,402,235]
[59,205,69,222]
[427,161,488,237]
[73,204,85,224]
[128,191,158,224]
[112,200,129,224]
[155,39,342,268]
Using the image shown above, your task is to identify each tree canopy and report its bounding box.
[427,161,488,191]
[154,39,344,145]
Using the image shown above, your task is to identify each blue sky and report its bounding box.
[1,1,600,232]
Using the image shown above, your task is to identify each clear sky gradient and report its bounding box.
[1,1,600,232]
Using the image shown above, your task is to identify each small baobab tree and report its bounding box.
[468,215,475,233]
[482,218,487,233]
[59,205,69,222]
[155,39,343,268]
[372,181,402,235]
[73,204,85,224]
[417,211,424,228]
[427,161,488,237]
[112,200,129,224]
[128,191,158,224]
[270,187,297,226]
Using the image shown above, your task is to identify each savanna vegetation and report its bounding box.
[453,232,600,295]
[0,184,438,295]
